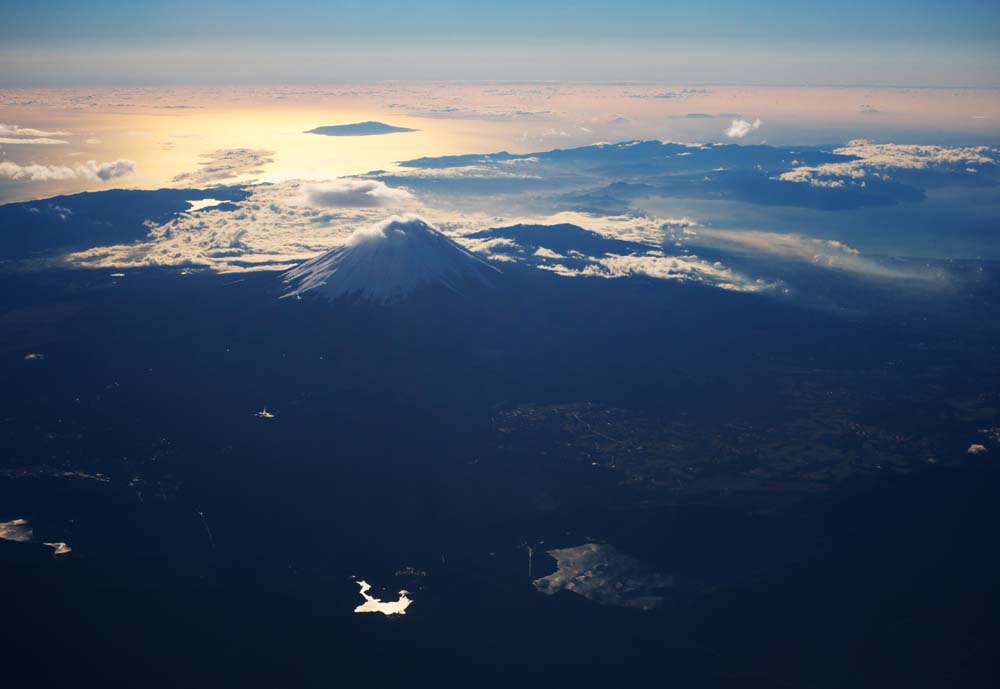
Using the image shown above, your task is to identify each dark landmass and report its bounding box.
[306,121,418,137]
[1,171,999,687]
[0,186,249,261]
[0,264,996,687]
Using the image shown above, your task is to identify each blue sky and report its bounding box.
[6,1,999,41]
[2,0,999,85]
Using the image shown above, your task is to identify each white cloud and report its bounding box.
[385,102,550,121]
[0,162,78,181]
[0,123,70,137]
[300,179,413,208]
[835,140,998,170]
[544,251,768,293]
[724,118,762,138]
[0,123,71,144]
[534,246,565,259]
[778,140,1000,187]
[0,136,69,145]
[62,180,402,272]
[460,235,523,258]
[0,158,136,182]
[87,159,137,180]
[172,148,274,185]
[451,211,700,250]
[0,123,72,145]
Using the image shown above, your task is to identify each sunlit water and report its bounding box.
[353,579,413,616]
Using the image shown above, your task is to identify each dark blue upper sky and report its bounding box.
[5,0,999,41]
[2,0,998,85]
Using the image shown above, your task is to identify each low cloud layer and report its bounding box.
[0,123,71,145]
[538,250,767,293]
[0,158,136,182]
[0,137,69,145]
[172,148,275,186]
[64,181,402,271]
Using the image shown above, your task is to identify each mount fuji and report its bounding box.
[282,215,500,304]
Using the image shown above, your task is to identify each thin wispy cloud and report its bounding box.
[677,228,946,284]
[0,137,69,145]
[0,122,71,145]
[538,251,768,293]
[0,123,71,137]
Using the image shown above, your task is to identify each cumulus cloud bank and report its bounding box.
[172,148,275,185]
[724,118,762,138]
[64,181,407,272]
[301,179,413,208]
[777,139,1000,187]
[0,158,136,182]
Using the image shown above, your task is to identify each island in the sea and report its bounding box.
[305,121,418,137]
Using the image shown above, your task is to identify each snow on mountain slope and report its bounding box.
[282,215,500,303]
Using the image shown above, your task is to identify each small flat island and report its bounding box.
[305,121,418,137]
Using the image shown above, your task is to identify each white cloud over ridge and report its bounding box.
[0,158,136,182]
[778,139,1000,187]
[835,140,998,170]
[300,179,413,208]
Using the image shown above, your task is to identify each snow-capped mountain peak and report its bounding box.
[282,215,499,303]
